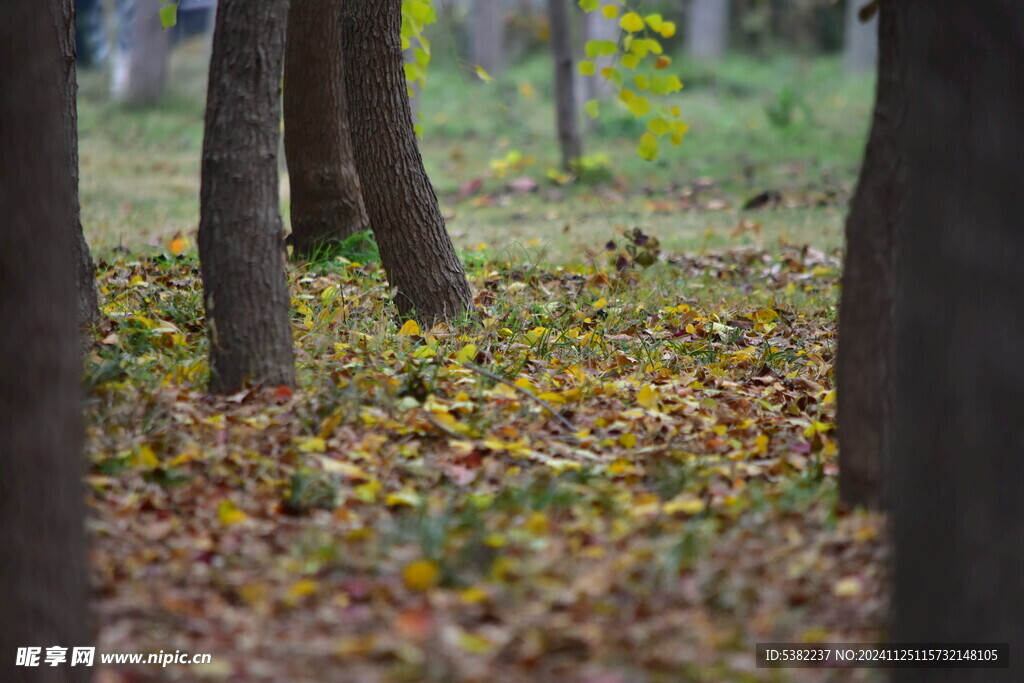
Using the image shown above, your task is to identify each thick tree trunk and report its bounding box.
[0,2,92,678]
[837,1,902,511]
[284,0,369,257]
[548,0,582,170]
[687,0,730,61]
[56,0,101,329]
[843,0,878,73]
[892,3,1024,679]
[471,0,507,76]
[111,0,171,105]
[198,0,296,394]
[341,0,474,326]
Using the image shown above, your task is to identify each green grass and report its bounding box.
[77,39,873,262]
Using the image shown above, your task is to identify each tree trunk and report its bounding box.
[54,0,102,329]
[111,0,171,105]
[837,0,902,511]
[341,0,474,326]
[471,0,506,77]
[687,0,730,61]
[284,0,369,257]
[198,0,296,394]
[843,0,878,73]
[548,0,582,170]
[583,7,619,103]
[0,2,92,678]
[892,2,1024,678]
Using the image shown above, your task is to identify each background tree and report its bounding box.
[284,0,369,257]
[687,0,731,61]
[111,0,171,105]
[198,0,295,393]
[842,0,877,73]
[341,0,474,325]
[581,4,618,108]
[548,0,582,170]
[0,1,92,676]
[837,0,901,511]
[471,0,508,77]
[891,1,1024,675]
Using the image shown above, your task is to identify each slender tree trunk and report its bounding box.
[471,0,506,76]
[687,0,730,61]
[583,7,618,103]
[892,3,1024,679]
[843,0,878,73]
[0,2,92,678]
[111,0,171,105]
[198,0,295,394]
[837,1,902,511]
[548,0,582,170]
[56,0,101,329]
[341,0,474,326]
[284,0,369,257]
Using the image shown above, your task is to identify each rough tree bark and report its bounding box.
[837,0,902,511]
[891,2,1024,679]
[56,0,101,328]
[843,0,878,73]
[687,0,730,61]
[548,0,582,170]
[341,0,474,326]
[284,0,369,257]
[0,2,92,678]
[111,0,171,105]
[198,0,296,393]
[471,0,507,77]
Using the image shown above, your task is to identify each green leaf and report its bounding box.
[620,12,645,33]
[584,99,600,119]
[637,132,659,161]
[159,2,178,29]
[585,40,618,58]
[579,60,596,76]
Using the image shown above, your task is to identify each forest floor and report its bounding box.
[80,45,885,681]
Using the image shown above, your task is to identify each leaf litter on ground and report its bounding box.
[86,243,885,681]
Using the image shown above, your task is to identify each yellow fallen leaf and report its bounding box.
[403,559,441,592]
[617,433,638,448]
[455,343,477,363]
[355,479,382,503]
[296,437,326,453]
[457,631,494,654]
[833,576,863,598]
[637,384,658,408]
[459,586,489,605]
[663,494,705,516]
[385,489,422,507]
[523,512,549,535]
[217,500,248,526]
[287,579,318,602]
[398,319,421,337]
